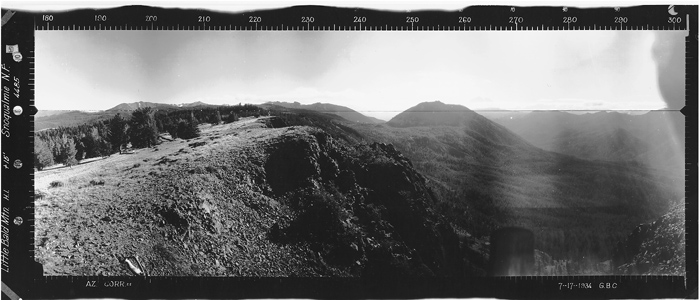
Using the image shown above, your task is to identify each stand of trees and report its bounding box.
[108,114,129,154]
[34,104,269,170]
[35,123,108,170]
[129,108,159,148]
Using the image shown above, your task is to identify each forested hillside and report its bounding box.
[34,104,266,170]
[350,101,683,270]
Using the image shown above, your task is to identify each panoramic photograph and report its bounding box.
[33,30,685,276]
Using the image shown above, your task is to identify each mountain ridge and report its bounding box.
[107,101,180,111]
[262,101,384,124]
[490,110,684,174]
[37,101,232,130]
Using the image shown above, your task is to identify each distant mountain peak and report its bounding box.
[107,101,178,111]
[106,101,217,111]
[179,101,212,107]
[411,100,470,111]
[531,110,566,113]
[423,100,445,105]
[387,101,477,127]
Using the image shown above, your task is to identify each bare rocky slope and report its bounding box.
[612,203,686,275]
[35,116,483,276]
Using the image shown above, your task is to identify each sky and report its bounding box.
[36,30,685,121]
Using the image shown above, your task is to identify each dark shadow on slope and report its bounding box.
[263,131,485,277]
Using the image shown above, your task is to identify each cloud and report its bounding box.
[36,30,680,116]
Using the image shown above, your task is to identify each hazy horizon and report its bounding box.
[37,30,685,121]
[35,100,657,122]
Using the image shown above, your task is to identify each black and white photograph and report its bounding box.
[0,2,695,298]
[31,26,686,278]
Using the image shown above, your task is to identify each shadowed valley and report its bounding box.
[350,101,684,274]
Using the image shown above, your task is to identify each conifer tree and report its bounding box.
[190,111,199,125]
[108,114,129,153]
[226,112,239,123]
[61,136,78,167]
[34,137,54,170]
[177,119,200,139]
[214,110,222,124]
[129,107,158,148]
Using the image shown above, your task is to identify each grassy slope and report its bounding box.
[35,118,328,276]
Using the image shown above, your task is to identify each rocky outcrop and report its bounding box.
[265,134,323,195]
[262,127,472,276]
[612,204,685,275]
